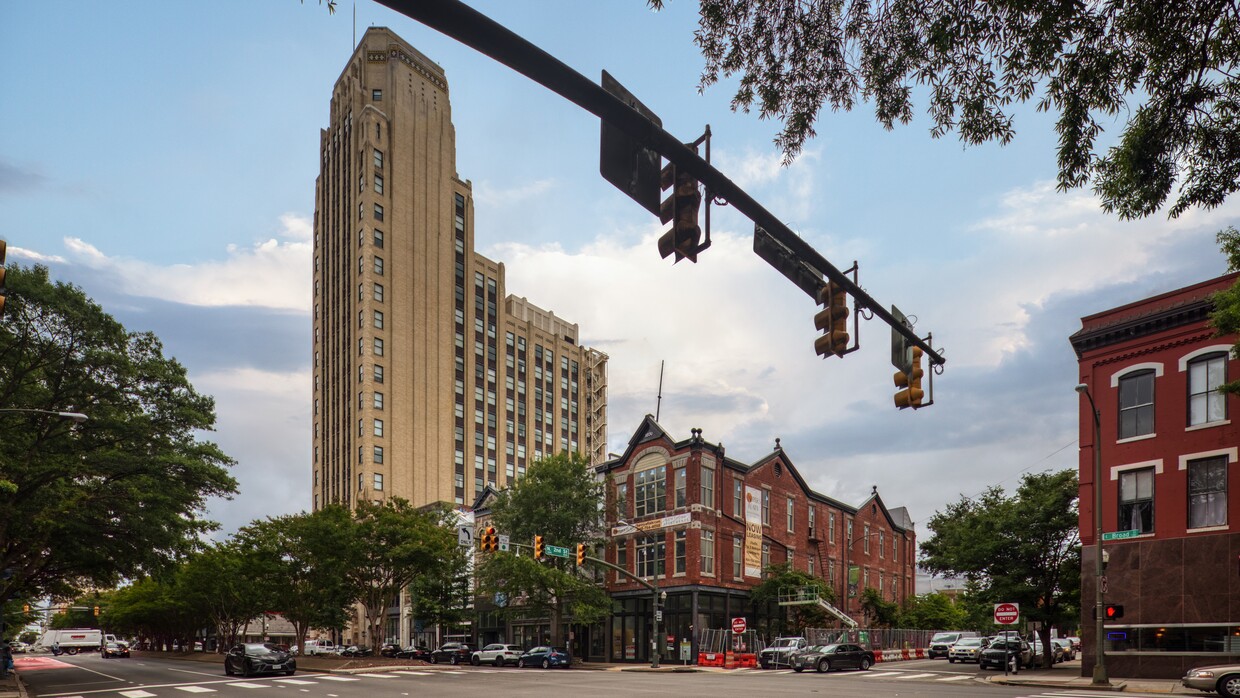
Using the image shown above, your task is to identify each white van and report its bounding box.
[301,639,336,656]
[928,631,979,659]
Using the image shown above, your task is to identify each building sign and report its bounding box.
[611,512,691,536]
[744,486,763,578]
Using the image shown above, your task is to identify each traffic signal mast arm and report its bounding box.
[378,0,945,369]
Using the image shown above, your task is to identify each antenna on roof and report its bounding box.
[655,360,665,422]
[352,1,357,49]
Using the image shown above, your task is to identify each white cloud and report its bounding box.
[54,214,312,312]
[7,245,66,264]
[473,178,555,207]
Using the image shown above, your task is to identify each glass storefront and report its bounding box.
[607,588,753,663]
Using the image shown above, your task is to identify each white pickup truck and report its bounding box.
[37,629,103,655]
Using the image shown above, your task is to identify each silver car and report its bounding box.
[948,637,988,663]
[471,643,523,667]
[1182,663,1240,697]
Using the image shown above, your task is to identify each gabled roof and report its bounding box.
[856,487,909,533]
[470,484,501,514]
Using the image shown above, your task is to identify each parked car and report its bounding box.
[759,636,810,668]
[1052,638,1076,662]
[1182,663,1240,697]
[1066,636,1082,652]
[9,642,28,654]
[928,631,977,659]
[471,643,524,667]
[395,645,432,661]
[100,642,130,658]
[379,643,400,658]
[948,636,989,663]
[790,643,874,673]
[429,642,472,665]
[340,645,373,657]
[978,638,1033,671]
[223,643,297,677]
[517,646,570,669]
[301,639,337,656]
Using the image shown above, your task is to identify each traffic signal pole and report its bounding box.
[577,553,663,669]
[374,0,946,369]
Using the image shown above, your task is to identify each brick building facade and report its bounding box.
[1071,272,1240,679]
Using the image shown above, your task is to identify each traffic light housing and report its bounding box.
[479,525,497,552]
[576,543,586,566]
[657,163,702,263]
[534,535,545,561]
[813,282,850,358]
[94,605,100,617]
[22,604,29,613]
[894,346,925,409]
[1104,604,1124,620]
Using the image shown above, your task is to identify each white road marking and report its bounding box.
[272,679,317,685]
[119,691,157,698]
[893,672,938,680]
[352,673,395,678]
[393,671,431,676]
[174,687,216,693]
[226,683,269,688]
[936,675,972,681]
[314,676,359,681]
[858,671,904,677]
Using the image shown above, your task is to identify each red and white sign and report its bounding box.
[994,602,1020,625]
[731,617,747,634]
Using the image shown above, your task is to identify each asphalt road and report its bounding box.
[19,652,1161,698]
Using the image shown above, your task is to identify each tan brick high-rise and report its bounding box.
[312,27,607,512]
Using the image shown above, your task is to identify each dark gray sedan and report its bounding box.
[790,643,874,673]
[223,643,296,677]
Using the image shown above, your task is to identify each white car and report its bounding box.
[470,643,523,667]
[948,637,988,663]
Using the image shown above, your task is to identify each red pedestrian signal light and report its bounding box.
[534,535,545,561]
[894,346,925,409]
[813,282,850,358]
[657,163,702,263]
[576,543,586,566]
[1104,604,1124,619]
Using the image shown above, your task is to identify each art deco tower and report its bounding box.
[312,27,607,512]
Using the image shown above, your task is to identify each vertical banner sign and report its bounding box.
[744,486,763,578]
[848,565,860,598]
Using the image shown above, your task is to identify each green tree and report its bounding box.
[920,470,1080,667]
[406,511,472,642]
[0,265,237,606]
[748,562,836,635]
[652,0,1240,219]
[476,452,611,646]
[233,506,359,654]
[1211,227,1240,395]
[176,543,266,651]
[349,499,456,651]
[897,593,966,631]
[859,587,899,628]
[105,577,189,650]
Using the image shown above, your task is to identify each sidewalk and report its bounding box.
[983,665,1198,694]
[1,670,28,698]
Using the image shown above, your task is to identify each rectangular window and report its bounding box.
[372,446,383,464]
[373,338,384,356]
[829,511,836,543]
[1119,370,1155,438]
[374,174,383,195]
[616,483,628,518]
[373,149,383,169]
[879,531,885,558]
[373,257,384,275]
[373,419,383,437]
[733,478,743,517]
[675,531,686,574]
[373,310,383,329]
[675,467,686,508]
[864,524,871,553]
[373,228,384,248]
[733,536,743,578]
[761,489,770,525]
[373,473,383,491]
[617,541,627,576]
[808,554,815,577]
[372,88,382,101]
[1188,456,1228,528]
[1119,467,1155,533]
[373,392,383,410]
[634,466,666,517]
[373,283,384,302]
[373,203,384,221]
[636,534,665,578]
[1189,353,1227,425]
[761,543,770,577]
[786,496,795,532]
[701,467,714,508]
[701,531,715,576]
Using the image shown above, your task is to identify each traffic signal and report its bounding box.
[22,604,29,613]
[480,525,497,552]
[94,605,100,617]
[656,163,702,263]
[1104,604,1124,620]
[534,535,545,561]
[813,282,850,358]
[576,543,586,566]
[0,239,7,316]
[894,346,925,409]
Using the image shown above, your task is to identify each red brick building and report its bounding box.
[1071,272,1240,679]
[596,416,916,663]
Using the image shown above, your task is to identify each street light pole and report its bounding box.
[0,408,88,422]
[1075,383,1109,687]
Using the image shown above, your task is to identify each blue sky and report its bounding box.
[3,1,1233,542]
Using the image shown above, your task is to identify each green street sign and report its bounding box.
[545,544,570,558]
[1102,529,1140,541]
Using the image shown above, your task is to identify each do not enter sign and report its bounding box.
[731,617,747,634]
[994,602,1020,625]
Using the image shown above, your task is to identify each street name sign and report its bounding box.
[545,544,570,558]
[994,602,1020,625]
[1102,529,1140,541]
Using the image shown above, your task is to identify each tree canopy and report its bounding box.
[920,469,1080,666]
[652,0,1240,219]
[1211,227,1240,396]
[0,265,237,605]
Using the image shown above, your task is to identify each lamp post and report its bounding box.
[0,408,88,422]
[1075,383,1109,687]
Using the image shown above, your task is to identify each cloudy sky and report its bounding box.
[3,1,1232,542]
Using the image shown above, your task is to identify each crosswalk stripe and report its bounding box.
[441,670,469,675]
[120,691,157,698]
[936,675,972,681]
[859,671,903,677]
[893,673,937,680]
[173,687,215,693]
[315,676,360,681]
[352,673,396,678]
[226,683,269,689]
[394,671,431,676]
[272,679,317,685]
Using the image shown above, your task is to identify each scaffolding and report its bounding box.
[777,585,858,628]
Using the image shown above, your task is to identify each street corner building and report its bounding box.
[1071,271,1240,680]
[573,416,916,664]
[311,27,608,514]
